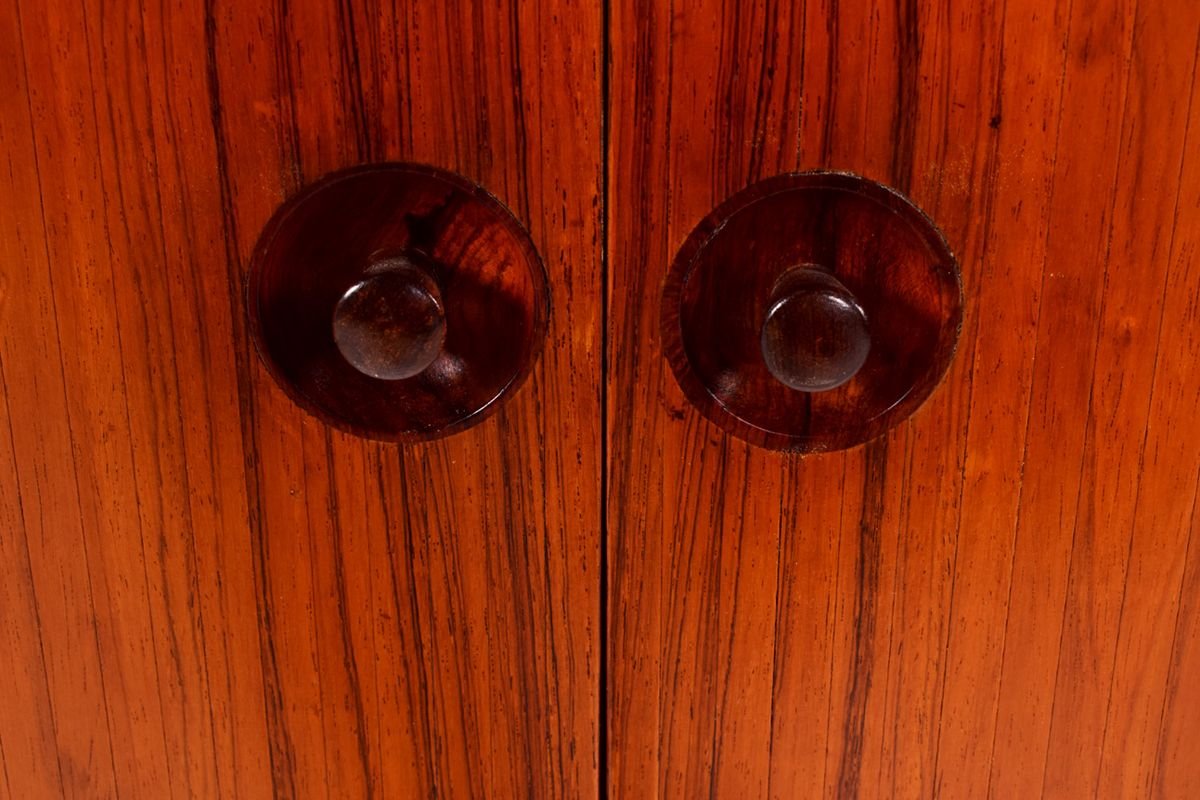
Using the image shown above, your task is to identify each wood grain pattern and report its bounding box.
[4,0,1200,797]
[0,1,600,797]
[607,0,1200,797]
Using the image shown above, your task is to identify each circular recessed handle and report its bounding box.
[332,256,447,381]
[663,172,960,451]
[248,163,548,442]
[760,265,870,392]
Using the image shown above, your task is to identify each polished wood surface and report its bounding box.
[4,0,1200,797]
[0,1,600,797]
[609,0,1200,797]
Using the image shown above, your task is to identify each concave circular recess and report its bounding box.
[248,163,549,443]
[661,171,962,453]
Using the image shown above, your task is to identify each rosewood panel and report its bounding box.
[607,0,1200,797]
[0,1,600,797]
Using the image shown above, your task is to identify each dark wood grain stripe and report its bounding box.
[203,4,298,793]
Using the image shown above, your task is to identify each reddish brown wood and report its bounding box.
[608,0,1200,797]
[3,0,1200,797]
[662,171,961,451]
[0,1,600,798]
[249,163,550,442]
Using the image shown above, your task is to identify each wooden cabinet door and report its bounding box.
[5,1,1200,798]
[608,0,1200,797]
[0,2,600,797]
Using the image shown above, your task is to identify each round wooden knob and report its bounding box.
[760,265,870,392]
[247,163,549,443]
[662,171,961,452]
[332,257,446,380]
